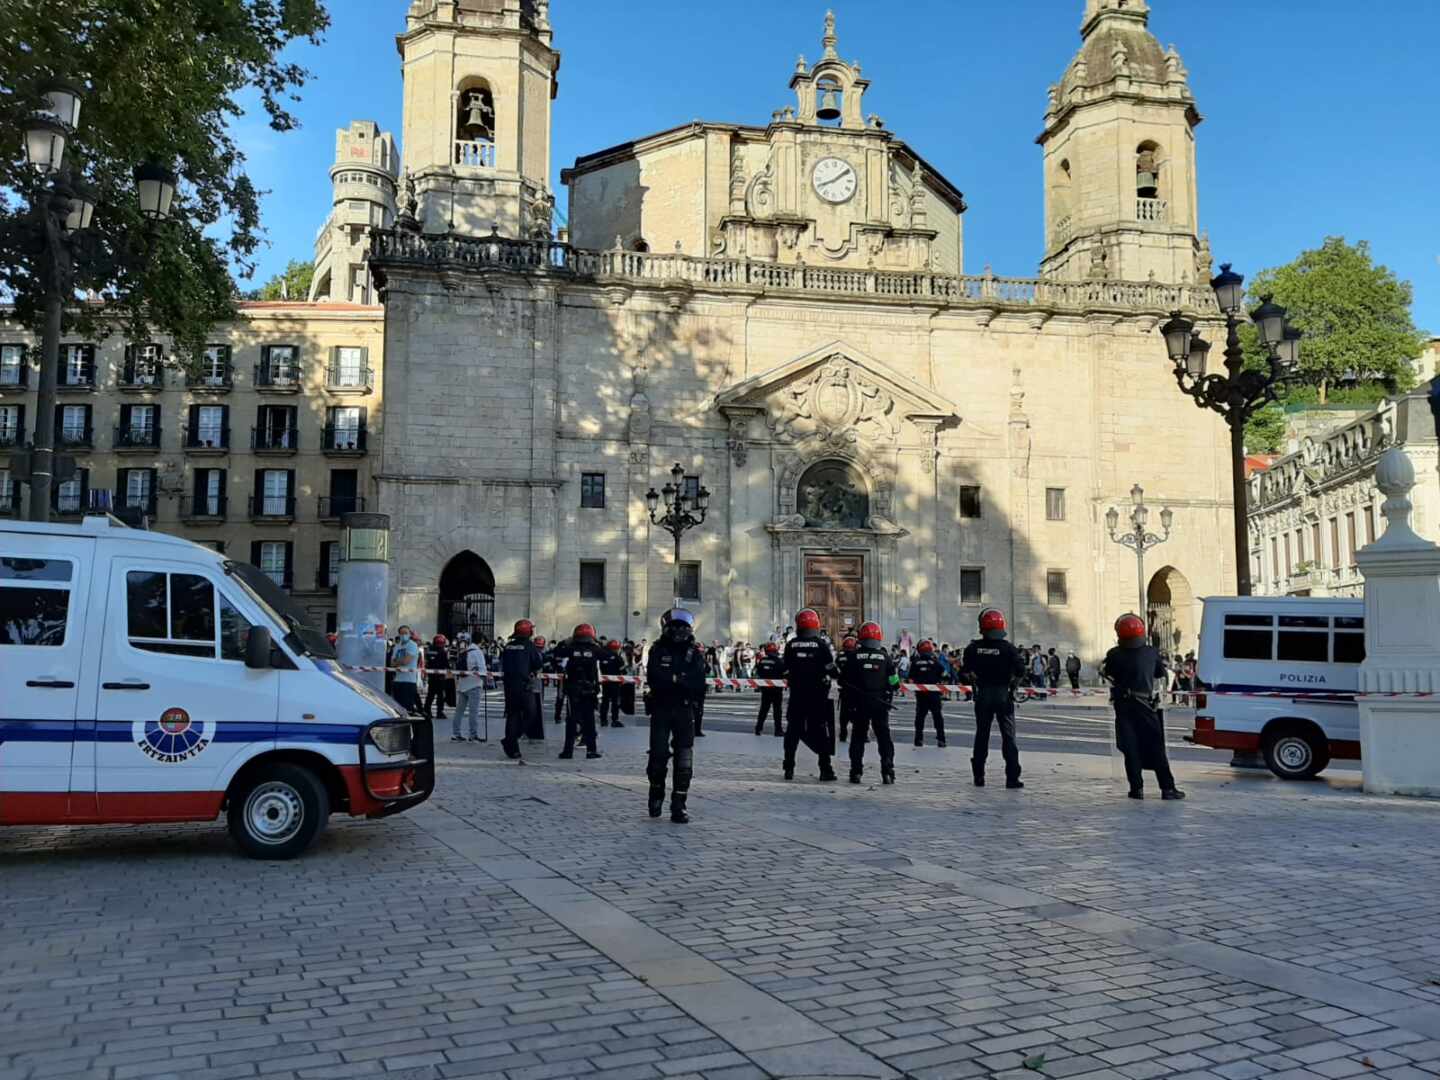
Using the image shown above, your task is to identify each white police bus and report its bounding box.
[1191,595,1364,780]
[1,515,433,857]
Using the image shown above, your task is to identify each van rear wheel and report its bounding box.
[228,763,329,859]
[1262,726,1330,781]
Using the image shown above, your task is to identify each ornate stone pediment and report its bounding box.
[714,340,961,449]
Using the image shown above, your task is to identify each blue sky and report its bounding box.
[238,0,1440,332]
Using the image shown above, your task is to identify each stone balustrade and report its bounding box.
[454,139,496,168]
[1136,197,1168,222]
[369,228,1219,315]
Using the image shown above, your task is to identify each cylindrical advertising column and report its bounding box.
[338,512,392,695]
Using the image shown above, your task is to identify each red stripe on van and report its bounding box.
[0,791,224,826]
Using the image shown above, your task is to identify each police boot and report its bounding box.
[783,760,795,780]
[971,759,985,787]
[1161,788,1186,800]
[670,792,689,824]
[648,784,665,818]
[611,720,624,728]
[1006,774,1024,790]
[849,768,862,784]
[882,760,895,785]
[818,759,838,783]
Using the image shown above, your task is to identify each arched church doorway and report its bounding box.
[439,551,495,642]
[1147,565,1195,657]
[797,460,869,633]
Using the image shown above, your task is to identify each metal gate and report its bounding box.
[1147,600,1176,654]
[447,592,495,642]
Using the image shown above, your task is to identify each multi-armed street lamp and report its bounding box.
[1159,264,1303,595]
[17,78,178,520]
[645,463,710,606]
[1106,483,1173,622]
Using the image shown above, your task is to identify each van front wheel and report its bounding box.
[228,764,329,859]
[1262,726,1330,781]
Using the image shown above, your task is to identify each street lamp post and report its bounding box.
[17,78,177,521]
[1106,483,1174,620]
[645,462,709,607]
[1158,263,1302,595]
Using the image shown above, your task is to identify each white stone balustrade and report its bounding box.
[1136,197,1167,222]
[454,139,496,168]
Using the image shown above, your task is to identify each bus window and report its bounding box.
[1277,615,1329,663]
[1223,613,1273,660]
[1334,616,1365,663]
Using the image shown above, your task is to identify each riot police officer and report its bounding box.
[1100,613,1186,800]
[599,639,627,728]
[836,636,859,742]
[782,608,837,782]
[499,619,544,761]
[753,642,786,735]
[556,625,605,759]
[960,608,1027,788]
[646,609,708,823]
[908,639,947,748]
[845,621,899,784]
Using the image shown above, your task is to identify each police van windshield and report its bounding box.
[224,560,337,659]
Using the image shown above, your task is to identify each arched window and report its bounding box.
[455,78,496,167]
[796,460,869,529]
[439,551,496,641]
[1135,141,1160,199]
[628,237,649,253]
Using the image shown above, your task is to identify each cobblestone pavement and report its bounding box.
[3,726,1440,1080]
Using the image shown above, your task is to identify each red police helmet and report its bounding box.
[513,618,535,638]
[433,634,448,647]
[326,632,337,645]
[607,639,622,651]
[573,623,596,640]
[842,636,858,651]
[858,621,883,642]
[917,639,935,654]
[1115,613,1147,643]
[533,635,547,649]
[764,641,779,655]
[978,608,1007,634]
[795,608,821,631]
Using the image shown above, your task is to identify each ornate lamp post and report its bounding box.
[1106,483,1174,619]
[1158,263,1302,595]
[16,78,177,520]
[645,462,709,607]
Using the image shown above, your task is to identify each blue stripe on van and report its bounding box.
[2,720,363,746]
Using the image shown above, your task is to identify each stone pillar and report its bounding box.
[337,512,392,695]
[1356,448,1440,797]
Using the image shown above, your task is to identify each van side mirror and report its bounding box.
[245,626,273,670]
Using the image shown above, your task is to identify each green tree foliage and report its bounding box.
[0,0,329,361]
[250,259,315,301]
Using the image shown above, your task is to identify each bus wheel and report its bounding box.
[1262,725,1329,781]
[228,763,330,859]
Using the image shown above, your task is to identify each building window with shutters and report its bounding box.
[677,561,701,602]
[55,469,88,515]
[60,344,95,387]
[1045,487,1066,521]
[187,404,227,449]
[189,468,225,518]
[324,405,366,452]
[194,345,231,387]
[327,346,370,390]
[0,344,27,387]
[120,468,156,515]
[0,404,23,448]
[256,541,291,589]
[960,568,984,605]
[255,469,293,518]
[579,560,606,601]
[320,540,340,591]
[58,404,92,447]
[257,345,299,389]
[1046,569,1068,606]
[959,485,982,519]
[0,469,15,514]
[580,472,605,508]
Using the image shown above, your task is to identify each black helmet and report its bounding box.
[662,608,696,642]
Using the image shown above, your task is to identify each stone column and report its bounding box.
[1356,448,1440,797]
[337,512,392,695]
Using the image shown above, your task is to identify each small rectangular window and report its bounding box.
[579,560,606,601]
[1045,487,1066,521]
[1277,630,1328,663]
[259,542,288,588]
[219,594,249,661]
[1223,629,1274,661]
[681,475,700,503]
[580,472,606,509]
[1333,631,1366,664]
[1045,570,1068,606]
[959,485,982,519]
[125,570,217,657]
[1,558,73,582]
[0,586,70,646]
[960,568,983,605]
[678,561,701,601]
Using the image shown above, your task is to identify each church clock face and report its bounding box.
[812,157,858,204]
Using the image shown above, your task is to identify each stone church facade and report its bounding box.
[371,0,1234,658]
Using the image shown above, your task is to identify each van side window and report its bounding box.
[1334,616,1366,664]
[1277,615,1328,663]
[0,557,72,647]
[219,594,250,661]
[1222,613,1273,661]
[126,570,219,658]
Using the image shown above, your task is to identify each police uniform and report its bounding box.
[1100,643,1180,796]
[423,641,454,720]
[499,636,544,759]
[961,636,1026,787]
[599,648,626,727]
[753,652,786,735]
[556,637,606,757]
[836,647,859,742]
[845,642,898,783]
[691,642,709,736]
[908,652,947,747]
[646,632,708,820]
[782,634,837,780]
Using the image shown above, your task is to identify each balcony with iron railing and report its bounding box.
[369,230,1222,316]
[318,495,366,521]
[56,367,96,392]
[1136,197,1168,223]
[325,364,374,393]
[0,422,24,449]
[114,425,162,452]
[54,489,85,515]
[317,560,340,592]
[0,486,17,515]
[55,424,94,449]
[187,367,233,393]
[252,426,299,455]
[119,364,165,391]
[322,425,367,455]
[116,491,158,517]
[253,362,301,393]
[180,493,228,521]
[249,494,297,522]
[454,139,496,168]
[183,424,230,453]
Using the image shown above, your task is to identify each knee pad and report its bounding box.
[675,747,694,772]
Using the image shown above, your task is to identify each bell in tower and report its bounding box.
[815,80,842,121]
[460,87,495,142]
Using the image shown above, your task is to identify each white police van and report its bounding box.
[1192,595,1364,780]
[1,515,433,857]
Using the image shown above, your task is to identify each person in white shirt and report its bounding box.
[451,632,489,741]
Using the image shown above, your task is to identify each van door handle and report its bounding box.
[102,682,151,691]
[26,679,75,689]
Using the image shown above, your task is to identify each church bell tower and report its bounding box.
[397,0,559,238]
[1038,0,1204,283]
